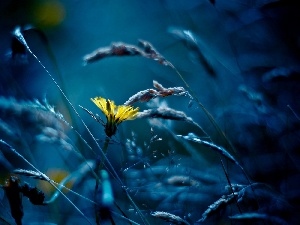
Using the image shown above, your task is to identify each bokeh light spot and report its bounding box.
[32,0,65,28]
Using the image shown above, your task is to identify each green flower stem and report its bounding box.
[94,137,110,225]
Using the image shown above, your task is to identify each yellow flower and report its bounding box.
[91,97,139,137]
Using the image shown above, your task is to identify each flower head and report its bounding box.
[91,97,139,137]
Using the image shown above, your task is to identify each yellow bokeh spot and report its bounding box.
[32,0,65,28]
[37,169,74,195]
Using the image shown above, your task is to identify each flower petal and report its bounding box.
[115,105,139,123]
[91,97,108,116]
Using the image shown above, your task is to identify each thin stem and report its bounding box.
[168,62,237,155]
[48,180,94,225]
[218,156,242,214]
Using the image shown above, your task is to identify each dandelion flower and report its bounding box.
[91,97,139,137]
